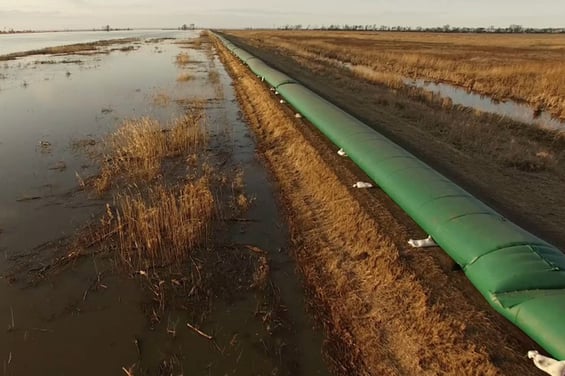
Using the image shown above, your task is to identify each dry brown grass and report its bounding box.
[94,118,165,192]
[101,178,214,269]
[214,34,534,375]
[175,52,190,65]
[176,72,193,82]
[94,113,207,193]
[84,109,213,270]
[235,193,250,210]
[230,30,565,119]
[207,70,220,84]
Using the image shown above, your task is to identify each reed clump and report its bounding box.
[168,112,208,155]
[102,178,214,269]
[94,113,207,193]
[153,92,171,106]
[208,70,220,84]
[177,72,193,82]
[94,118,166,192]
[175,52,190,65]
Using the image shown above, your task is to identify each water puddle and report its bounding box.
[404,78,565,130]
[318,54,565,130]
[0,33,328,374]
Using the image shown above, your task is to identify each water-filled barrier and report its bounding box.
[214,33,565,359]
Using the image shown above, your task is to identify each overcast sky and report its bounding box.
[1,0,564,30]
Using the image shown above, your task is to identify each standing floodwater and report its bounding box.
[0,32,328,374]
[405,78,565,130]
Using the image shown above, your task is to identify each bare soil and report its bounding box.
[214,34,541,375]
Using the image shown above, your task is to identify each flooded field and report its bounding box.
[0,31,327,375]
[405,78,565,130]
[0,30,176,56]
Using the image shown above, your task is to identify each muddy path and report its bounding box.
[0,32,327,375]
[213,35,542,375]
[222,32,565,253]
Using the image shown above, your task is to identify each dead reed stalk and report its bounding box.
[175,52,190,65]
[93,113,207,193]
[177,72,193,82]
[102,178,214,269]
[94,118,166,192]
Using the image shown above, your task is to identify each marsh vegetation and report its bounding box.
[0,32,327,375]
[230,30,565,120]
[0,38,138,61]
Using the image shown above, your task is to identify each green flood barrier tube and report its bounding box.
[214,33,565,359]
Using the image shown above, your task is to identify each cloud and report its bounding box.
[1,0,563,30]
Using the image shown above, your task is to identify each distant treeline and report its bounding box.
[0,29,34,34]
[274,24,565,34]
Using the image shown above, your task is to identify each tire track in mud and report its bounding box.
[213,35,536,376]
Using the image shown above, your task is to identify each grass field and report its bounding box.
[229,30,565,119]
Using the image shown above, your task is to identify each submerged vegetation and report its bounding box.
[176,71,193,82]
[175,52,190,65]
[0,38,138,61]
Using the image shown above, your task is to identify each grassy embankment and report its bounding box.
[230,30,565,120]
[212,34,535,376]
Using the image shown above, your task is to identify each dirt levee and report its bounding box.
[214,34,536,375]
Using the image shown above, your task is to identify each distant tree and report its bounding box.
[509,24,524,33]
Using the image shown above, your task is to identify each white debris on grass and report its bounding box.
[337,148,347,157]
[352,181,373,189]
[527,351,565,376]
[408,235,437,248]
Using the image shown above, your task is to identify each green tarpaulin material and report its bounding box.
[215,34,565,360]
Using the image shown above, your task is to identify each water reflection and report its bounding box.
[405,78,565,130]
